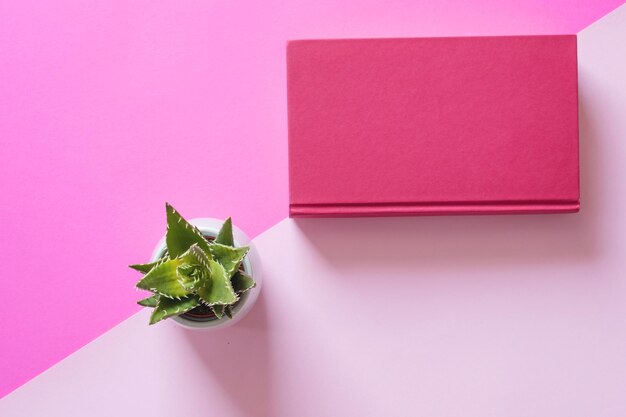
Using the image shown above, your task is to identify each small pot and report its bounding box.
[149,218,262,330]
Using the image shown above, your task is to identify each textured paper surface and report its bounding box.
[288,35,580,216]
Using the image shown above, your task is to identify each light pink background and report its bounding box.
[0,0,623,399]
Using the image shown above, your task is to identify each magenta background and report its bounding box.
[0,0,623,399]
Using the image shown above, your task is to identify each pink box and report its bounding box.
[287,35,579,217]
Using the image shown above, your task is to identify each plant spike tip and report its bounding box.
[215,217,234,247]
[231,271,256,294]
[212,305,225,319]
[137,294,159,307]
[165,203,211,258]
[149,295,201,325]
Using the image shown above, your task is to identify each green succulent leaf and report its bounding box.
[136,245,208,297]
[196,258,238,306]
[212,305,225,319]
[129,257,168,274]
[149,295,201,325]
[224,305,233,319]
[165,203,211,258]
[137,294,160,307]
[215,217,234,247]
[209,243,249,277]
[231,270,256,294]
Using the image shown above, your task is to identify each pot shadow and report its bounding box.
[181,292,273,417]
[293,88,603,281]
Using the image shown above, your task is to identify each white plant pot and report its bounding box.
[149,218,262,330]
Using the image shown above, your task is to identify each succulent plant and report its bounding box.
[130,203,256,325]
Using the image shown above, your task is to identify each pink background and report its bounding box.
[1,0,624,400]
